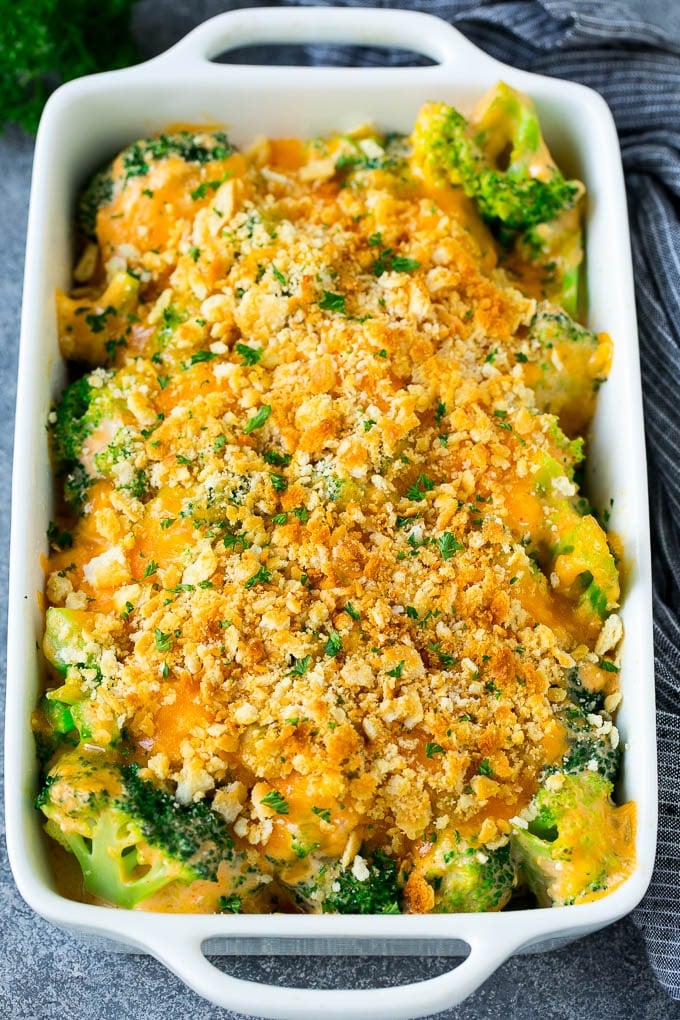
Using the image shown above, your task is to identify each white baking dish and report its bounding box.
[5,7,656,1018]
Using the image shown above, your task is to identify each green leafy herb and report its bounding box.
[261,790,289,814]
[386,660,405,679]
[85,306,116,333]
[190,174,229,200]
[344,602,361,621]
[244,565,272,590]
[287,655,311,677]
[318,291,346,314]
[324,631,343,657]
[189,349,217,366]
[218,894,242,913]
[478,758,494,777]
[235,342,263,366]
[269,473,288,492]
[425,742,445,758]
[264,449,291,467]
[120,600,134,620]
[311,806,331,823]
[372,247,421,277]
[438,532,464,560]
[244,405,272,434]
[154,628,174,653]
[1,1,140,134]
[599,659,620,673]
[406,474,434,502]
[390,256,421,272]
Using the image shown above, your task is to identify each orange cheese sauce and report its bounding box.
[39,107,633,914]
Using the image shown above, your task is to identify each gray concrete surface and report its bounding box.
[2,2,680,1018]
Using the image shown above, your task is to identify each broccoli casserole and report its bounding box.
[34,82,635,915]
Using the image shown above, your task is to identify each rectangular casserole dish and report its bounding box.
[5,7,656,1018]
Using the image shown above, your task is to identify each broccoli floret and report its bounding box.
[334,133,409,180]
[550,513,620,621]
[40,607,124,751]
[122,132,235,180]
[52,375,107,465]
[320,849,401,914]
[77,131,235,239]
[43,607,103,676]
[554,670,621,783]
[413,89,581,234]
[77,167,115,239]
[288,848,401,914]
[33,695,79,765]
[412,84,585,312]
[52,369,149,508]
[511,771,635,906]
[410,836,517,912]
[37,752,236,908]
[523,306,613,436]
[52,372,116,509]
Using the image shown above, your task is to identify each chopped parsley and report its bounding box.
[264,449,291,467]
[244,565,272,589]
[269,473,287,492]
[287,655,311,677]
[438,532,464,560]
[406,474,435,502]
[218,894,242,913]
[344,602,361,621]
[244,405,272,434]
[425,742,445,758]
[324,631,343,657]
[190,173,230,200]
[318,290,346,314]
[154,628,174,653]
[260,790,289,814]
[189,349,217,366]
[235,342,263,366]
[47,521,72,550]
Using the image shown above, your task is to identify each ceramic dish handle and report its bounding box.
[136,925,525,1020]
[149,6,490,74]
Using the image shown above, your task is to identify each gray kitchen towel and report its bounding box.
[266,0,680,999]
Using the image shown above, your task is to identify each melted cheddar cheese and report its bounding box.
[38,93,634,913]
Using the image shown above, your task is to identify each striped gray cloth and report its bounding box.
[271,0,680,999]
